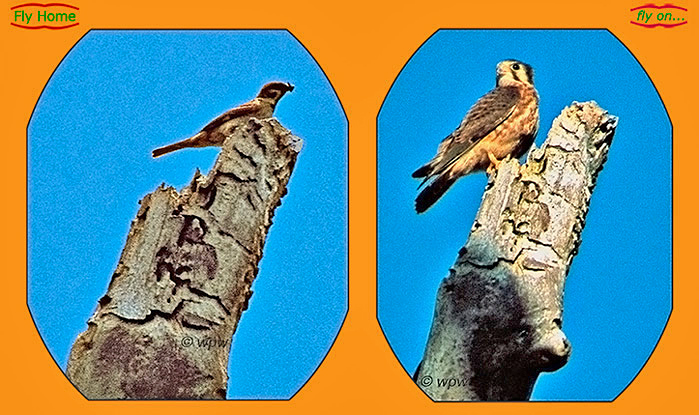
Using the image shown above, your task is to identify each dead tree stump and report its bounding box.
[414,102,617,401]
[67,118,301,399]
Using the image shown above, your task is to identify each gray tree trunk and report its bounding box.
[67,118,302,399]
[414,102,617,401]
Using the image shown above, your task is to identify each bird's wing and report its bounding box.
[430,85,521,176]
[199,100,261,132]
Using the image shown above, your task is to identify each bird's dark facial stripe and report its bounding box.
[498,60,535,85]
[511,70,521,82]
[260,86,288,99]
[524,64,534,84]
[260,81,294,98]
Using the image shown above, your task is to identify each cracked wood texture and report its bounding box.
[66,118,301,399]
[414,102,618,401]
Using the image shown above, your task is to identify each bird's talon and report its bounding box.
[486,151,503,175]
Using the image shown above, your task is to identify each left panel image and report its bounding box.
[27,30,348,400]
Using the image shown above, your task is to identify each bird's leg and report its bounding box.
[486,151,503,175]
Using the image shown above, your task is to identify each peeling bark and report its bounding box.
[414,102,617,401]
[67,118,301,399]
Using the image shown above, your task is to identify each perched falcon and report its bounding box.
[412,60,539,213]
[152,81,294,158]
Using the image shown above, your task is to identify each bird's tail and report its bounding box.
[415,173,456,214]
[152,141,187,158]
[152,133,202,158]
[412,163,432,178]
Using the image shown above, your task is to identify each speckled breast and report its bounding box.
[486,84,539,161]
[509,84,539,158]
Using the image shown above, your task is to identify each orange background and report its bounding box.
[1,0,695,412]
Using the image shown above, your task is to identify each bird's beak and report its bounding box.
[287,83,294,92]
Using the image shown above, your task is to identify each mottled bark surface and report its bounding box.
[67,118,301,399]
[414,102,617,401]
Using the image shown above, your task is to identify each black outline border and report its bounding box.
[375,28,674,403]
[25,28,350,402]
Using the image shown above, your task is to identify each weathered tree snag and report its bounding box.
[67,118,301,399]
[414,102,617,401]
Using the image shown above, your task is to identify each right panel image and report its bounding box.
[377,29,671,402]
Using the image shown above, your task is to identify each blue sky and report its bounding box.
[28,30,348,399]
[377,30,672,401]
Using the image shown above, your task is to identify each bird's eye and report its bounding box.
[512,63,521,70]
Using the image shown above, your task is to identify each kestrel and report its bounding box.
[152,81,294,158]
[412,60,539,213]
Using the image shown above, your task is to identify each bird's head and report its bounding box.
[258,81,295,102]
[496,60,534,87]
